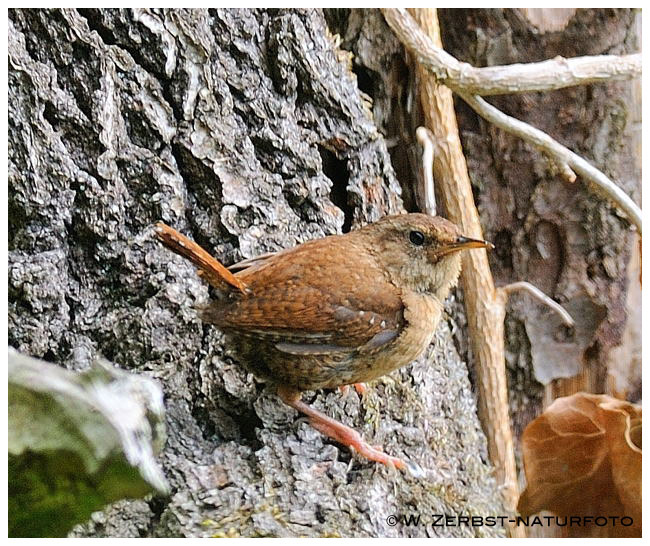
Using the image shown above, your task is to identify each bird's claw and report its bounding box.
[404,460,426,478]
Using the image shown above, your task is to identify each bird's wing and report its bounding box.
[201,237,406,354]
[201,283,404,354]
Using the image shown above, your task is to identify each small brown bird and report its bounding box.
[154,214,492,471]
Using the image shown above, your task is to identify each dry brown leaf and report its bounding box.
[518,392,641,537]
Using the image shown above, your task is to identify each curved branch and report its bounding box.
[497,281,575,327]
[458,93,642,233]
[382,8,641,96]
[381,7,642,234]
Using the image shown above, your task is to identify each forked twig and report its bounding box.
[381,8,642,233]
[381,8,641,96]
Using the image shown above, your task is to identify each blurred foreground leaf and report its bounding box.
[8,349,169,537]
[518,392,641,537]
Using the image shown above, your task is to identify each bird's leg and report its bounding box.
[352,382,367,395]
[277,385,406,470]
[338,383,367,395]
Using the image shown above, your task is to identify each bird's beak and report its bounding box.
[453,235,494,250]
[434,235,494,258]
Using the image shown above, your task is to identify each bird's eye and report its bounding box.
[409,230,425,246]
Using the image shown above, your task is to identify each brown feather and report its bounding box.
[201,232,405,352]
[154,223,248,294]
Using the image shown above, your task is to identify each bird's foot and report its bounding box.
[338,382,368,395]
[277,385,406,471]
[313,419,407,470]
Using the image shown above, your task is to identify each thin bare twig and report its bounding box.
[497,281,575,327]
[382,7,642,234]
[382,8,641,96]
[416,126,437,216]
[458,93,642,233]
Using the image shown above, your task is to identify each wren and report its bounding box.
[154,214,492,471]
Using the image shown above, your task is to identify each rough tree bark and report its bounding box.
[435,8,641,436]
[8,9,504,538]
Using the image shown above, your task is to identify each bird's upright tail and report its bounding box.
[153,222,249,295]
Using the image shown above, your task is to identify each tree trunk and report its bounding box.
[9,8,504,538]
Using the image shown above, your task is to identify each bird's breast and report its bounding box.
[351,290,443,383]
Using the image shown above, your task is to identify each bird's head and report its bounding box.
[360,213,493,300]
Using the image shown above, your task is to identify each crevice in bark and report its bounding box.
[79,8,184,123]
[167,142,240,256]
[145,496,170,538]
[319,145,352,233]
[493,229,514,274]
[42,99,104,181]
[350,63,376,100]
[78,8,118,46]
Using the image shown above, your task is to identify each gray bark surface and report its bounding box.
[9,8,503,537]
